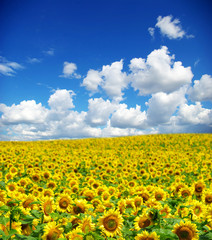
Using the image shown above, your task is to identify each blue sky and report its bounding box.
[0,0,212,140]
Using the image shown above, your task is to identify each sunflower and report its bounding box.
[42,221,63,240]
[78,216,95,233]
[91,198,101,208]
[117,199,126,214]
[153,187,167,201]
[31,173,40,182]
[101,191,111,202]
[134,214,153,230]
[96,186,106,196]
[21,223,36,236]
[206,205,212,224]
[189,200,206,220]
[9,166,18,176]
[47,181,57,190]
[6,182,18,193]
[66,228,83,240]
[160,204,171,218]
[83,189,95,201]
[99,209,123,237]
[193,181,205,197]
[1,221,22,237]
[172,220,199,240]
[135,230,160,240]
[176,205,190,218]
[0,189,6,203]
[56,193,72,212]
[41,196,55,217]
[43,189,54,198]
[179,186,192,199]
[202,191,212,205]
[43,171,51,180]
[21,194,39,210]
[71,199,91,215]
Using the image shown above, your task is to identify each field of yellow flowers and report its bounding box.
[0,133,212,240]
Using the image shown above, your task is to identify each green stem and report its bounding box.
[38,213,44,240]
[8,211,12,240]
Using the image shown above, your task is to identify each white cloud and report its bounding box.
[85,98,118,127]
[0,100,47,124]
[81,69,103,92]
[173,102,212,125]
[82,60,129,101]
[110,104,147,129]
[0,56,23,76]
[146,87,187,125]
[48,89,75,111]
[27,57,41,64]
[188,74,212,102]
[101,120,145,138]
[101,60,128,101]
[43,48,54,56]
[129,46,193,95]
[60,61,81,79]
[148,27,155,38]
[155,15,186,39]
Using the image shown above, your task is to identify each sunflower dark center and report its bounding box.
[206,195,212,203]
[47,229,60,240]
[103,216,118,231]
[176,227,193,240]
[139,218,151,228]
[73,206,84,214]
[59,198,69,209]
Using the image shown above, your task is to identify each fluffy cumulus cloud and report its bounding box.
[188,74,212,102]
[81,70,103,92]
[146,87,187,125]
[60,62,81,79]
[149,15,194,39]
[0,100,47,124]
[82,60,128,101]
[155,15,186,39]
[1,46,211,140]
[0,89,102,140]
[0,56,23,76]
[129,46,193,95]
[85,98,118,127]
[110,104,147,129]
[174,102,212,125]
[48,89,75,111]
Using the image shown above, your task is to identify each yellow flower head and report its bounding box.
[78,216,95,233]
[42,221,63,240]
[56,193,72,212]
[99,209,123,237]
[72,199,91,215]
[134,213,153,231]
[135,230,160,240]
[173,220,199,240]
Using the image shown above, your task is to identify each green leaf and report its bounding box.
[30,210,42,219]
[0,181,6,189]
[199,232,212,240]
[0,205,10,212]
[154,229,178,240]
[0,216,9,226]
[6,229,18,240]
[0,229,6,238]
[29,201,41,206]
[15,234,37,240]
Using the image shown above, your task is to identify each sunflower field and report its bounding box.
[0,133,212,240]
